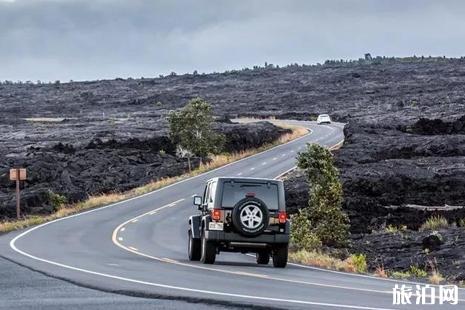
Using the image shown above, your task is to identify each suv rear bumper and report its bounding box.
[205,230,289,244]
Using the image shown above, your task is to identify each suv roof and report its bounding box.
[207,177,282,184]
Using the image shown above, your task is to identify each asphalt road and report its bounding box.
[0,120,463,310]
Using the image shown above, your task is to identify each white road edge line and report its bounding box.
[9,235,398,310]
[9,200,395,310]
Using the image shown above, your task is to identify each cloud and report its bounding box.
[1,0,465,81]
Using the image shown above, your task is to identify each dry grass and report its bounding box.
[289,250,367,273]
[429,270,445,284]
[427,259,445,284]
[374,266,388,278]
[0,124,308,234]
[0,193,125,233]
[289,250,350,271]
[420,215,449,231]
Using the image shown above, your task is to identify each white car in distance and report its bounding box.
[317,114,332,125]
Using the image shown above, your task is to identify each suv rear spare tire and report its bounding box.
[232,197,269,237]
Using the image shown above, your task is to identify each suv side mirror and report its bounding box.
[193,195,202,207]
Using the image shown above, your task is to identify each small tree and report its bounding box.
[167,98,224,171]
[296,143,349,247]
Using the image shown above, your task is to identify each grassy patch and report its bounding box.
[290,251,445,283]
[419,215,449,231]
[0,124,308,234]
[391,271,412,280]
[289,250,367,273]
[391,265,428,280]
[385,224,407,233]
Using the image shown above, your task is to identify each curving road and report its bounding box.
[0,120,462,310]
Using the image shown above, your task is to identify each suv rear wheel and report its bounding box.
[272,244,288,268]
[256,250,270,265]
[200,228,216,264]
[188,229,201,261]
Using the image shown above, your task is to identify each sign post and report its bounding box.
[10,168,26,219]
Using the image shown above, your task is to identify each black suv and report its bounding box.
[188,177,289,267]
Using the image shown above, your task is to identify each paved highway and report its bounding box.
[0,120,462,309]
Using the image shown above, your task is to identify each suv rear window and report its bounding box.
[221,181,279,209]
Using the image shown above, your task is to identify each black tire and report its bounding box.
[188,229,201,261]
[200,228,216,264]
[256,250,270,265]
[272,244,288,268]
[232,197,269,237]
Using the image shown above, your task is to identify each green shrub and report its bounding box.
[409,265,428,278]
[290,209,322,251]
[296,144,349,246]
[392,271,411,279]
[349,254,367,273]
[458,218,465,228]
[420,215,449,231]
[47,191,67,211]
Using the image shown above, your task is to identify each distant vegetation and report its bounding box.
[1,55,463,85]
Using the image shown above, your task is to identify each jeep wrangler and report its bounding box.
[188,177,289,267]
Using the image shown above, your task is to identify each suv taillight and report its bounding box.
[211,208,222,221]
[278,211,287,224]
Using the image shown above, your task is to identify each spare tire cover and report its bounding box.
[232,197,269,237]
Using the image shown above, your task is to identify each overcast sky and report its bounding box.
[1,0,465,81]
